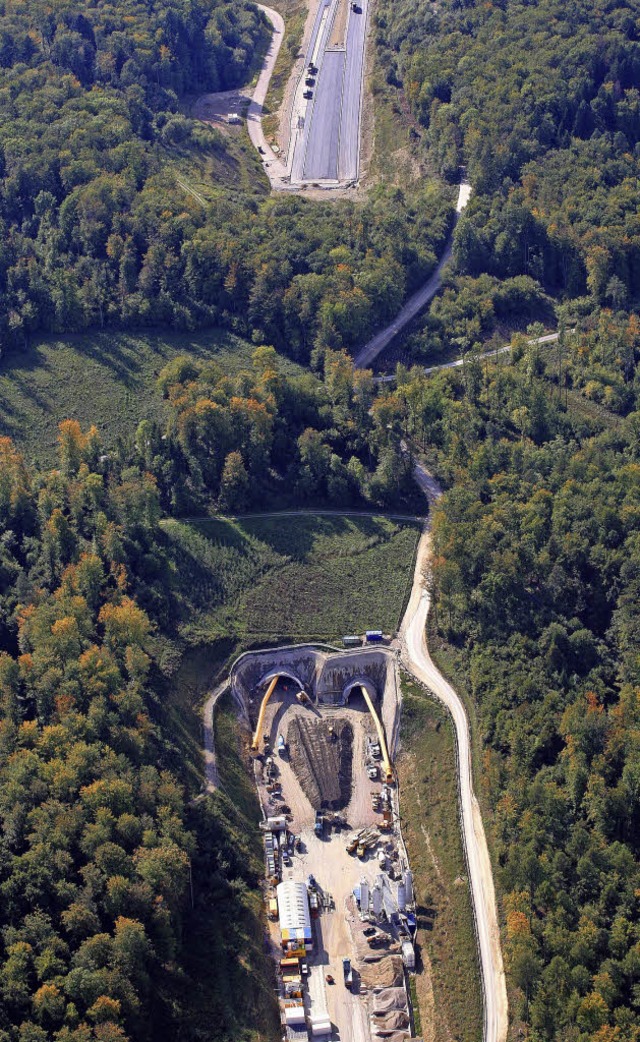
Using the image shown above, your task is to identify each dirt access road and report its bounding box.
[353,183,471,369]
[399,462,509,1042]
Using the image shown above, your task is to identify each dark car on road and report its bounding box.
[303,90,313,99]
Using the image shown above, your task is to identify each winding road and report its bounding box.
[201,463,509,1041]
[353,183,472,368]
[399,462,508,1042]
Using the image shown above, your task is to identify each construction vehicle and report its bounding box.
[346,834,359,854]
[314,811,324,837]
[251,676,280,753]
[277,735,286,756]
[342,957,353,990]
[355,826,379,858]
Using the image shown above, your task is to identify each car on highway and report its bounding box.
[305,77,315,86]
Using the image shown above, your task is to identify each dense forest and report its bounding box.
[0,0,452,357]
[0,423,273,1042]
[376,0,640,307]
[374,321,640,1038]
[0,343,420,1042]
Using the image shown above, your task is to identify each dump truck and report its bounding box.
[342,957,353,989]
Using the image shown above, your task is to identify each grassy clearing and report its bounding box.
[0,328,302,467]
[367,72,426,187]
[163,122,268,202]
[162,512,421,644]
[398,676,483,1042]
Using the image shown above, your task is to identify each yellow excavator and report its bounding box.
[251,675,280,753]
[356,684,394,783]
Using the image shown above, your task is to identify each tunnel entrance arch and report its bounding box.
[342,677,378,705]
[258,670,305,693]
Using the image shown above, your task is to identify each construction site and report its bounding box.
[230,645,418,1042]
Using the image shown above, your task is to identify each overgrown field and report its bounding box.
[0,329,301,466]
[162,513,421,644]
[397,678,483,1042]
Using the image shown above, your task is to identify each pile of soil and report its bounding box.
[287,717,353,809]
[358,955,404,989]
[372,1011,410,1031]
[370,989,408,1014]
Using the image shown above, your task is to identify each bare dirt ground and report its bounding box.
[257,694,381,833]
[328,0,348,49]
[254,683,410,1042]
[192,89,251,128]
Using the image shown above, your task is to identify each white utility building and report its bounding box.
[277,880,313,949]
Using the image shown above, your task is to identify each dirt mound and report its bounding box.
[358,955,404,989]
[287,716,353,809]
[372,1011,410,1031]
[370,989,408,1014]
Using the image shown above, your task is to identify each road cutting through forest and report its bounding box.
[399,462,509,1042]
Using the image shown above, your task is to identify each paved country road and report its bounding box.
[399,462,509,1042]
[246,5,289,185]
[353,183,471,368]
[374,330,564,384]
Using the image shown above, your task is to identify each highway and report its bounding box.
[291,0,368,184]
[353,182,471,367]
[338,0,368,181]
[302,49,345,179]
[400,461,509,1042]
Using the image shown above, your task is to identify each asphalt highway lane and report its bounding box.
[303,50,345,179]
[338,1,366,180]
[290,0,366,183]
